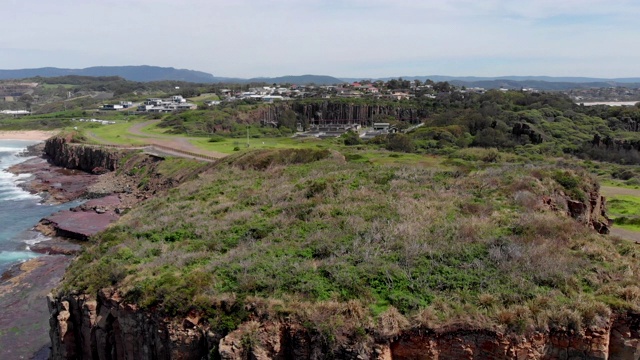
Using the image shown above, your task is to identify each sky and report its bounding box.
[2,0,640,78]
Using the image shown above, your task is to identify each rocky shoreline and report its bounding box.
[0,141,135,359]
[0,135,206,359]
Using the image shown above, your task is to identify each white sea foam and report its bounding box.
[0,147,26,152]
[24,233,50,246]
[0,140,45,269]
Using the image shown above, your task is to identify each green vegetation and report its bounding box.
[59,149,640,340]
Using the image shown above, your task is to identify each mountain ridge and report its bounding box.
[1,65,640,89]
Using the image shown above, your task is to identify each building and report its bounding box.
[0,110,30,116]
[102,104,124,110]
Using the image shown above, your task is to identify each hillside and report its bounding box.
[3,66,640,88]
[247,74,345,85]
[0,66,344,85]
[0,66,227,83]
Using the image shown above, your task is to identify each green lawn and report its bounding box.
[607,194,640,231]
[600,179,640,190]
[82,121,148,145]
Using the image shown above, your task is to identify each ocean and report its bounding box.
[0,140,79,274]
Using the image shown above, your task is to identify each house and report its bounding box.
[373,123,390,131]
[148,107,173,113]
[145,98,163,106]
[337,90,362,98]
[387,92,410,100]
[0,109,30,116]
[102,104,124,110]
[262,95,284,103]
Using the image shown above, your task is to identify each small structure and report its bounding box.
[102,104,124,110]
[0,109,30,116]
[373,123,390,131]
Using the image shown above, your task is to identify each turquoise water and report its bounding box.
[0,140,79,273]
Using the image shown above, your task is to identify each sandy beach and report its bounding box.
[0,130,58,141]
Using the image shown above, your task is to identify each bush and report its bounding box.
[343,132,362,146]
[208,135,226,143]
[386,133,415,153]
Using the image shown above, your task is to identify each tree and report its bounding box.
[279,109,298,131]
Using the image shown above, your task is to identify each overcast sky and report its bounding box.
[2,0,640,78]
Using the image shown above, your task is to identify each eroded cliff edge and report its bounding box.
[47,290,639,359]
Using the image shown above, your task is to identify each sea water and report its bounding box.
[0,140,80,274]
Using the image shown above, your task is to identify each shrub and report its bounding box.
[208,135,226,142]
[386,133,415,153]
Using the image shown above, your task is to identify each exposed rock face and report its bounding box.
[48,290,220,360]
[44,135,120,173]
[543,177,612,234]
[260,102,425,127]
[49,292,640,360]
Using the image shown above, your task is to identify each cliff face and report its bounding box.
[49,291,640,359]
[543,175,612,234]
[48,290,219,360]
[259,102,425,126]
[44,135,120,174]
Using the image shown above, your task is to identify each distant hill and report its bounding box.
[1,66,639,89]
[246,75,345,85]
[0,66,343,85]
[340,75,640,90]
[0,66,238,83]
[359,75,640,84]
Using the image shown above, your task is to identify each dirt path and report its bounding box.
[127,120,226,159]
[601,185,640,197]
[610,227,640,244]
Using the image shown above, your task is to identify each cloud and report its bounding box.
[1,0,639,77]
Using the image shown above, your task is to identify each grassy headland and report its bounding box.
[59,148,639,340]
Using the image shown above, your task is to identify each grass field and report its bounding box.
[82,121,149,145]
[607,194,640,231]
[600,179,640,190]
